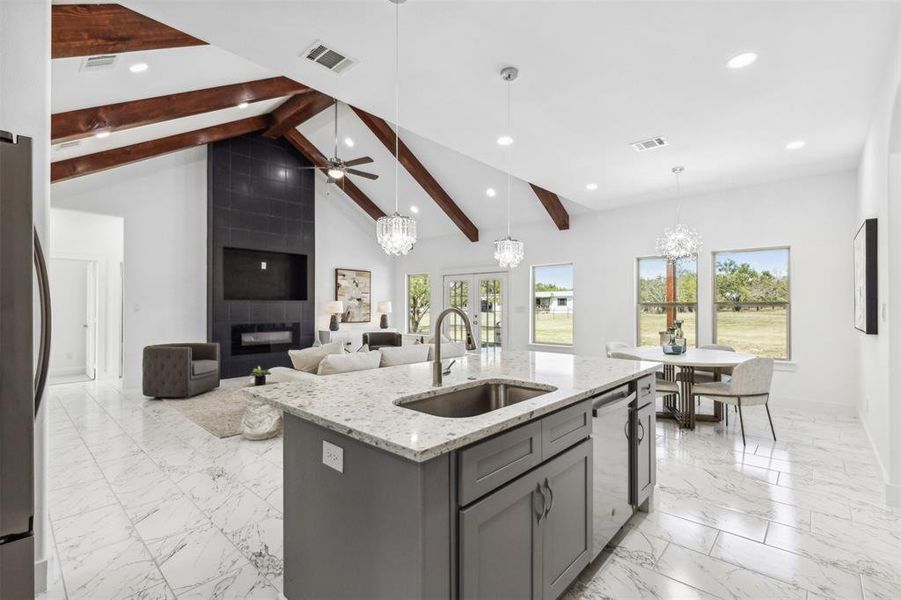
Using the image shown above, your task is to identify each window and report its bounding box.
[713,248,790,359]
[406,274,430,335]
[637,257,697,347]
[532,264,574,345]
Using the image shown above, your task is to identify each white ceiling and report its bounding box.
[121,0,901,211]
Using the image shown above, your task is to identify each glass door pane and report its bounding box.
[444,277,470,343]
[477,277,503,348]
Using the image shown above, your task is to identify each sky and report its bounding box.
[639,249,789,279]
[534,264,574,289]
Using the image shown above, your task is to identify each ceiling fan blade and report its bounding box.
[347,169,379,180]
[343,156,374,167]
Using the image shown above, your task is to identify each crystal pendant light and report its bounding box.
[656,166,702,261]
[494,66,524,269]
[377,0,417,256]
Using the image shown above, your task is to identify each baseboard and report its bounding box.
[857,405,900,508]
[34,557,47,593]
[770,394,858,417]
[49,366,86,377]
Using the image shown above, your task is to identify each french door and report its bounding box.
[443,272,508,350]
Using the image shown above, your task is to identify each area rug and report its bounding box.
[165,378,254,438]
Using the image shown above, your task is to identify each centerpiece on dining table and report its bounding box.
[661,321,687,355]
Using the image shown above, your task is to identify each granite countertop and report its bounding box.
[246,350,660,462]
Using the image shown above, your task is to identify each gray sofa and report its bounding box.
[142,343,220,398]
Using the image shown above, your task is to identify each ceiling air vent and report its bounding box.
[79,54,118,72]
[303,41,356,75]
[631,136,669,152]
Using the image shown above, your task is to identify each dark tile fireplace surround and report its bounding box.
[207,134,316,378]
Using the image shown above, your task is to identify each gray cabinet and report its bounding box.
[459,440,592,600]
[632,400,656,509]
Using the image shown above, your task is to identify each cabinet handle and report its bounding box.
[624,420,630,440]
[534,483,546,523]
[638,421,645,443]
[543,478,554,518]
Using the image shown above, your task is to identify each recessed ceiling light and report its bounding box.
[785,140,806,150]
[586,183,598,191]
[496,135,514,146]
[129,62,149,73]
[486,187,497,198]
[237,101,249,109]
[94,130,111,139]
[344,136,355,148]
[726,52,757,70]
[410,205,419,214]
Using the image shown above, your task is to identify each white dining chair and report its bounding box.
[605,341,630,357]
[691,357,775,446]
[692,344,736,383]
[608,350,680,399]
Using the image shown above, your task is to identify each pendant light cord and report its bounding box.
[674,168,682,224]
[506,79,512,237]
[394,0,400,214]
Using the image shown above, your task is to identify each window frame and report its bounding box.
[711,246,792,360]
[635,255,699,347]
[405,272,431,335]
[530,262,575,347]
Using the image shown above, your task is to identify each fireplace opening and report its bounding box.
[231,323,301,355]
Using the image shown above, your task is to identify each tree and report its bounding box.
[408,275,431,334]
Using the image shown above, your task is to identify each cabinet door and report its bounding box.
[632,401,656,508]
[591,396,632,555]
[459,467,542,599]
[541,439,593,600]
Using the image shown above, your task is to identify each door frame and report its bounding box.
[442,270,509,350]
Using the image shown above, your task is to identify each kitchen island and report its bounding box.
[248,350,660,600]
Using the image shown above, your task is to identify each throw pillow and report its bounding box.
[317,350,382,375]
[427,341,466,361]
[358,344,370,353]
[288,342,343,373]
[380,344,429,367]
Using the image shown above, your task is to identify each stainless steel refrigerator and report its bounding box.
[0,131,52,599]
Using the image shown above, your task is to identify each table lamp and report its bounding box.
[377,301,392,329]
[325,301,344,331]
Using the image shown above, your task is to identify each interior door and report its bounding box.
[84,261,97,380]
[443,273,508,350]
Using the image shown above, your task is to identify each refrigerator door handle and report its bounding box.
[33,228,51,417]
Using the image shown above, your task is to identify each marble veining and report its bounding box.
[247,350,660,461]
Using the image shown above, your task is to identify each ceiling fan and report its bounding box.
[302,101,378,183]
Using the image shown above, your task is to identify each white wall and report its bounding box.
[395,171,859,410]
[314,179,396,332]
[1,0,52,589]
[51,149,208,387]
[49,208,125,380]
[856,16,901,504]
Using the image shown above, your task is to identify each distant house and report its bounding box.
[535,290,574,314]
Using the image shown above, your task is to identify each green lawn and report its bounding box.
[639,309,787,358]
[534,312,574,345]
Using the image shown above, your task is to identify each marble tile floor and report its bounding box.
[41,380,900,600]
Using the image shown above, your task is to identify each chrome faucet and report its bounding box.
[432,307,477,387]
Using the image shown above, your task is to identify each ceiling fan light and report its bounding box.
[327,167,344,179]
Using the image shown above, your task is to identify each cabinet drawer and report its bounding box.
[635,375,655,404]
[459,421,542,506]
[541,400,591,460]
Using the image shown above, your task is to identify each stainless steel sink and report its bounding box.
[397,381,556,418]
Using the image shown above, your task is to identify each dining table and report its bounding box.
[621,346,756,429]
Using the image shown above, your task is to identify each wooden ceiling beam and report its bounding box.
[52,77,306,144]
[351,107,479,242]
[282,129,386,221]
[51,115,268,182]
[263,92,334,139]
[52,4,206,59]
[529,184,570,230]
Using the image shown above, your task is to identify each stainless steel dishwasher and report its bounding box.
[590,384,636,558]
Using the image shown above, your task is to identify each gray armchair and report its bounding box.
[362,331,402,350]
[142,343,220,399]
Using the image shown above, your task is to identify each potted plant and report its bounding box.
[251,366,270,386]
